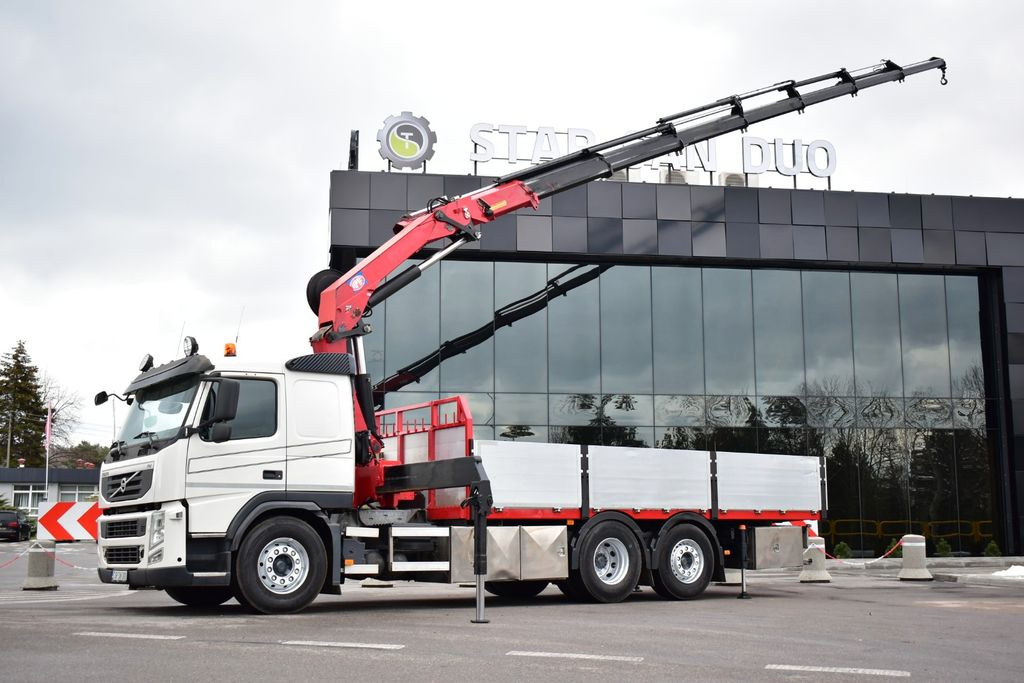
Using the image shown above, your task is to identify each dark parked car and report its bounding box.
[0,510,32,541]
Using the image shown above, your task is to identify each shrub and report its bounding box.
[0,495,13,510]
[983,540,1002,557]
[884,537,903,559]
[935,538,953,557]
[833,541,852,559]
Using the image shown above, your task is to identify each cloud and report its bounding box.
[1,1,1021,444]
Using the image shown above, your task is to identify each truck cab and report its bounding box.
[96,346,358,607]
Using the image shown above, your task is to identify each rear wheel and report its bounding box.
[650,523,713,600]
[576,520,642,603]
[235,517,327,614]
[484,580,549,599]
[164,586,234,608]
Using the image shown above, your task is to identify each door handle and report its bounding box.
[263,470,283,480]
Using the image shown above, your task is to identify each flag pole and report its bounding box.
[44,402,52,502]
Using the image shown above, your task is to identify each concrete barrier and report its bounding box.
[897,534,932,581]
[22,541,59,591]
[799,536,832,583]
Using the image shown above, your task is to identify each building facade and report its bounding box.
[328,170,1024,555]
[0,467,100,515]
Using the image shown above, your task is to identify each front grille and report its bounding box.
[101,518,146,539]
[105,546,143,565]
[102,469,153,502]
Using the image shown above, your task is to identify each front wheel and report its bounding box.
[234,517,327,614]
[164,586,234,608]
[650,523,713,600]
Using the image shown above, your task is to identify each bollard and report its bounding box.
[897,534,932,581]
[22,541,59,591]
[799,536,832,583]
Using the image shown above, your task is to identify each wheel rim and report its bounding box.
[257,537,310,595]
[592,537,629,585]
[669,538,704,584]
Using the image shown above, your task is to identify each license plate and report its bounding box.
[111,570,128,583]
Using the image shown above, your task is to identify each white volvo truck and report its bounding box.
[95,58,946,614]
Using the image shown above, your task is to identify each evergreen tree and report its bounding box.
[0,341,47,467]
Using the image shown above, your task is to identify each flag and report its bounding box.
[44,402,52,453]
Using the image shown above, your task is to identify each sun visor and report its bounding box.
[125,355,214,394]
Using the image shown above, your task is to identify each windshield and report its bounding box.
[118,375,200,443]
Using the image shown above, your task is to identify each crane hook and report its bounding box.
[940,67,948,86]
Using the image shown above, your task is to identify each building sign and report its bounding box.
[467,123,836,179]
[638,137,836,180]
[377,112,437,169]
[741,137,836,178]
[372,112,836,180]
[470,123,597,164]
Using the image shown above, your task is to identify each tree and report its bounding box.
[51,440,107,468]
[0,341,46,467]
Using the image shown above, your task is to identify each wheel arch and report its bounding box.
[569,511,649,571]
[226,496,341,588]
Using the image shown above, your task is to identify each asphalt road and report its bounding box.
[1,540,1022,682]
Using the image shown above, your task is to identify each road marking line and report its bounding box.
[507,650,643,663]
[766,665,910,677]
[0,591,130,605]
[281,640,404,651]
[75,631,185,641]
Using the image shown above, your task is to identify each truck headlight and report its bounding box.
[150,511,165,548]
[149,549,163,565]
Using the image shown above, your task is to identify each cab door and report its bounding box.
[185,374,286,534]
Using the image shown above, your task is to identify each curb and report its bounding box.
[825,556,1024,572]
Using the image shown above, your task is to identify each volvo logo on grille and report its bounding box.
[113,471,138,497]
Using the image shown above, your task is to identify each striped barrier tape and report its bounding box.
[819,539,904,566]
[0,546,32,570]
[0,542,94,571]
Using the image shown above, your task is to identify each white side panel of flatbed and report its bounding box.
[588,446,711,509]
[474,440,582,509]
[716,451,821,511]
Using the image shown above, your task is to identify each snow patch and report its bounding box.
[991,565,1024,577]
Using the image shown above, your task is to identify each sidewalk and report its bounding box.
[827,555,1024,588]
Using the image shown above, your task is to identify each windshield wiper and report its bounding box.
[132,431,160,454]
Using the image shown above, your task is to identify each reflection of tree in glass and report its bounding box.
[552,393,648,447]
[499,425,534,441]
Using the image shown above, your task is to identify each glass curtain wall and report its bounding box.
[373,261,998,555]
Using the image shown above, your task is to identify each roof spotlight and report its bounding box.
[139,354,154,372]
[183,336,199,357]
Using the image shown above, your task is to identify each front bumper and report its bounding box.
[97,501,228,588]
[98,566,229,588]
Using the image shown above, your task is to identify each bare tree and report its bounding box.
[40,374,80,450]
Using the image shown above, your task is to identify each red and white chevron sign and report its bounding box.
[36,501,101,541]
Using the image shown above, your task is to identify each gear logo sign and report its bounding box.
[377,112,437,169]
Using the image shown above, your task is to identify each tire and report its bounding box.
[234,517,327,615]
[650,523,714,600]
[164,586,234,608]
[554,577,590,602]
[484,580,549,599]
[576,520,642,603]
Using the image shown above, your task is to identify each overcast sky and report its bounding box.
[1,1,1022,446]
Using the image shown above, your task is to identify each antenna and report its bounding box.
[174,321,186,357]
[235,306,246,345]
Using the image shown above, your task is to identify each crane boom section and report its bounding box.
[313,57,946,351]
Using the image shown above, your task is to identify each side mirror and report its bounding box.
[209,379,241,424]
[209,423,233,443]
[94,391,109,406]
